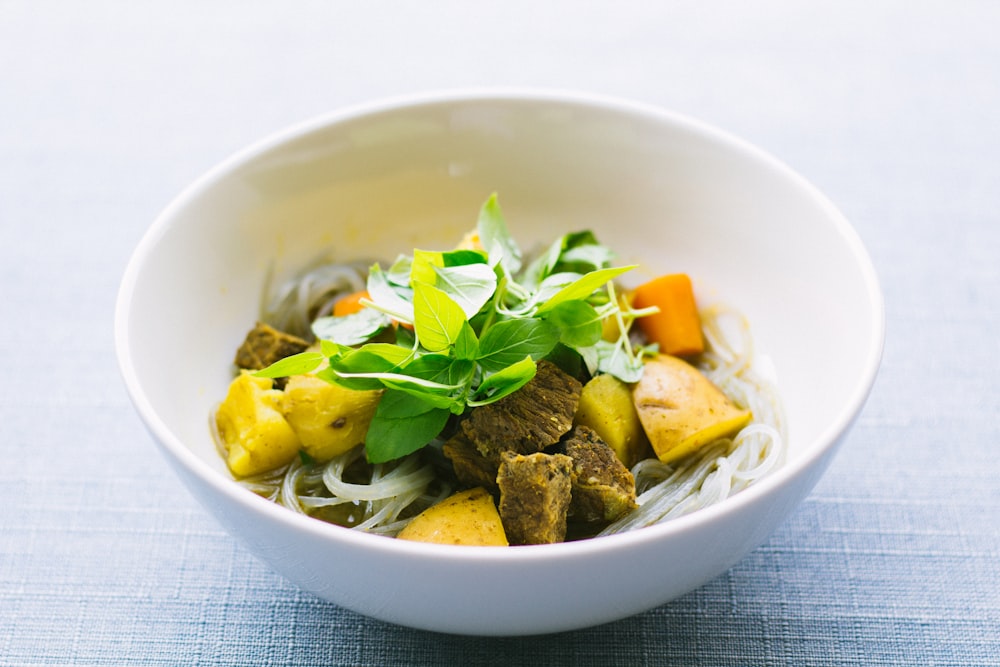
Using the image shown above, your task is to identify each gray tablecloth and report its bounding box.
[2,2,997,665]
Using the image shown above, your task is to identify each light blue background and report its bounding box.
[2,2,997,664]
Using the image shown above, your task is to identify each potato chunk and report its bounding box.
[574,373,651,468]
[397,488,508,546]
[279,374,382,462]
[215,371,301,477]
[632,355,752,464]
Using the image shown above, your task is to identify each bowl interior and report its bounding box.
[121,92,881,496]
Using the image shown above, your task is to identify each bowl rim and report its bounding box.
[114,87,885,562]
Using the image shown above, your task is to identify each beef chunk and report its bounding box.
[497,451,574,545]
[442,433,500,492]
[234,322,309,371]
[461,360,581,458]
[563,425,638,523]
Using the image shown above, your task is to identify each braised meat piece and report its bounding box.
[497,451,574,545]
[563,425,638,523]
[461,360,582,458]
[442,433,500,493]
[234,322,309,371]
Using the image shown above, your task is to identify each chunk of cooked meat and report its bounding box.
[563,425,638,523]
[496,451,574,545]
[461,360,582,458]
[442,433,501,493]
[234,322,310,371]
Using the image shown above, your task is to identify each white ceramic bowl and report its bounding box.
[116,90,883,636]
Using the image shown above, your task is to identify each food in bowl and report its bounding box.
[211,193,786,546]
[116,91,883,634]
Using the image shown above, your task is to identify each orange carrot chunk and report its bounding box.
[631,273,704,357]
[332,290,370,317]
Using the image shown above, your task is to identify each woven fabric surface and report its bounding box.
[1,2,998,665]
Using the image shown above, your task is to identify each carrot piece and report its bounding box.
[631,274,704,357]
[333,290,370,317]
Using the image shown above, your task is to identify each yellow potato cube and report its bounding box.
[574,373,651,469]
[215,371,301,477]
[631,355,752,464]
[397,487,509,546]
[279,374,382,462]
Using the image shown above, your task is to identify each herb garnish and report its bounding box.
[256,194,657,462]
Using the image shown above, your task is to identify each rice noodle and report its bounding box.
[260,255,370,340]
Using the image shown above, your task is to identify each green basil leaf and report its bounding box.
[386,254,414,287]
[400,353,456,384]
[353,343,413,366]
[448,358,477,387]
[577,340,645,383]
[543,342,585,379]
[558,243,615,273]
[453,320,480,361]
[311,308,392,346]
[367,263,415,323]
[468,356,537,406]
[395,323,416,348]
[519,236,564,288]
[478,192,522,275]
[332,347,406,375]
[319,339,347,358]
[432,262,498,319]
[442,249,489,266]
[314,365,374,390]
[326,347,401,390]
[529,271,583,306]
[476,318,560,372]
[519,230,602,287]
[252,351,326,379]
[534,265,636,314]
[378,381,461,411]
[364,391,451,463]
[412,281,467,352]
[410,249,444,287]
[544,300,603,348]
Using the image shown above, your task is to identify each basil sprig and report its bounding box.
[256,193,656,462]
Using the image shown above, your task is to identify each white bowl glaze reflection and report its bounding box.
[115,90,883,636]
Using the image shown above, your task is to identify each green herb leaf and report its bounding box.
[325,346,403,390]
[385,254,414,286]
[559,243,616,273]
[442,249,489,266]
[520,230,606,287]
[384,354,474,412]
[410,249,444,287]
[319,339,346,358]
[478,192,522,275]
[367,263,415,323]
[578,339,646,383]
[399,353,456,384]
[453,321,480,361]
[331,347,405,375]
[468,356,537,406]
[412,281,467,352]
[432,263,498,319]
[311,308,392,346]
[476,318,560,372]
[252,351,326,379]
[543,342,585,379]
[543,300,603,348]
[364,391,451,463]
[534,265,636,314]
